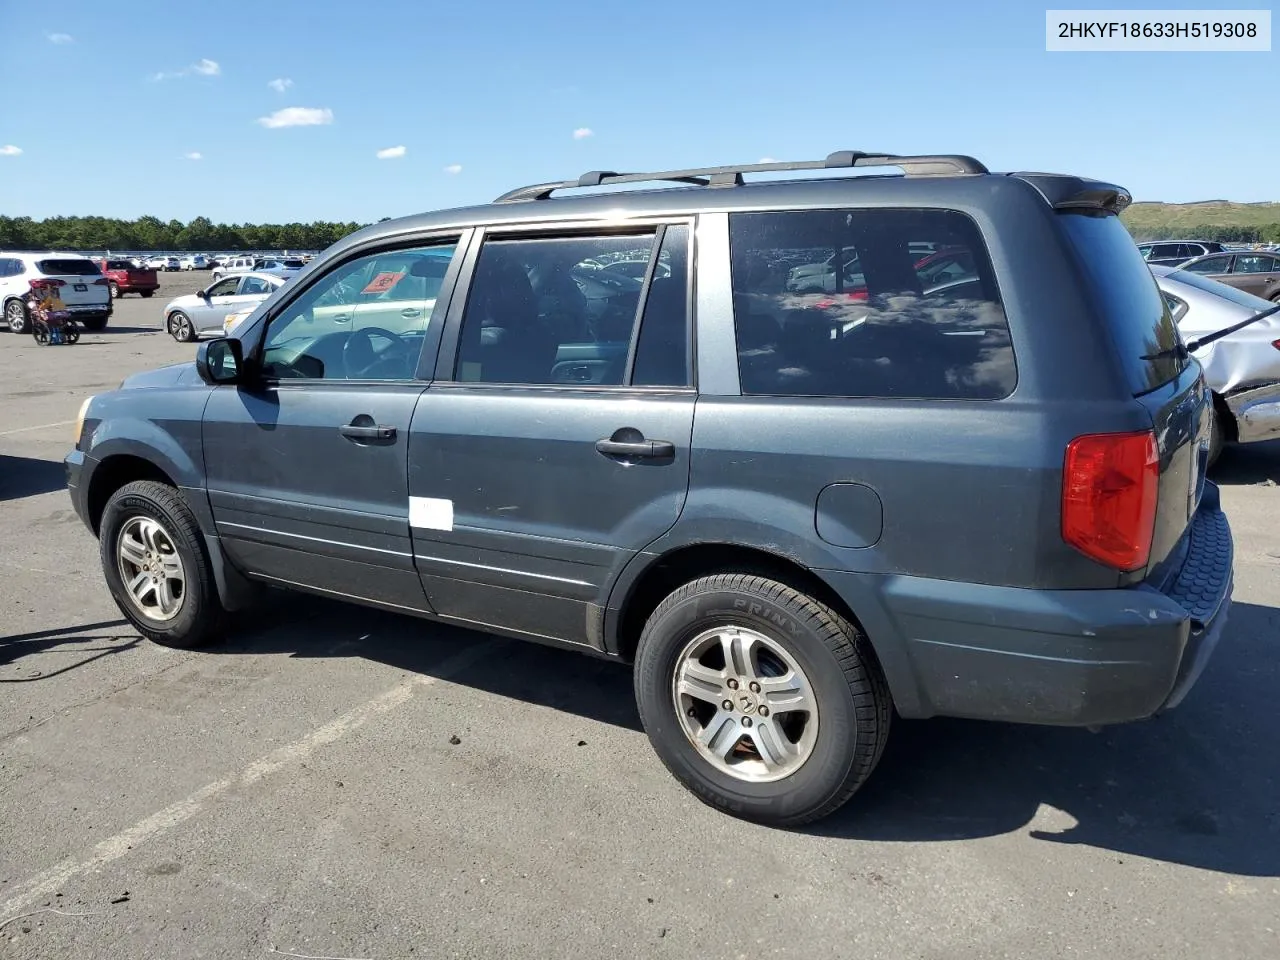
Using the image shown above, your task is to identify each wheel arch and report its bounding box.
[606,541,922,717]
[85,453,179,535]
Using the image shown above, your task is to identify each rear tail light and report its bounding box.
[93,277,109,286]
[1272,339,1280,351]
[28,278,65,292]
[1062,430,1159,571]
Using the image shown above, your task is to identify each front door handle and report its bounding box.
[340,421,396,441]
[595,437,675,459]
[401,307,422,319]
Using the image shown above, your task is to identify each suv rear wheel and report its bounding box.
[5,299,28,334]
[99,480,225,648]
[634,574,891,826]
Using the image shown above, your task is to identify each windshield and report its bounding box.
[1059,213,1188,395]
[1167,268,1276,312]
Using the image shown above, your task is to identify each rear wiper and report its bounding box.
[1144,301,1280,361]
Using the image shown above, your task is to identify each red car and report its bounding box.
[96,259,159,299]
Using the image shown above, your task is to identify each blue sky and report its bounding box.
[0,0,1274,223]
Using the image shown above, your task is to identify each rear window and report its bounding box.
[37,259,101,276]
[728,208,1015,400]
[105,260,134,270]
[1059,213,1188,395]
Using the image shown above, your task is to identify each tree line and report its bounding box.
[0,215,372,253]
[4,208,1278,253]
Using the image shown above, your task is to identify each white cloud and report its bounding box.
[268,77,293,93]
[47,32,73,44]
[572,127,594,140]
[183,151,203,161]
[376,145,407,160]
[758,157,777,163]
[257,106,334,129]
[0,145,22,156]
[151,58,221,81]
[443,163,463,175]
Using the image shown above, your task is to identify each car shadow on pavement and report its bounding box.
[0,618,139,680]
[210,593,1280,876]
[1211,439,1280,485]
[214,593,643,732]
[811,600,1280,877]
[0,454,67,500]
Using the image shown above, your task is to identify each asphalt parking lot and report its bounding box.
[2,275,1279,960]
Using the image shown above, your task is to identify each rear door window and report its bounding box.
[1059,212,1187,395]
[728,208,1014,399]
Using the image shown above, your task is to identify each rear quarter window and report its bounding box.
[1059,213,1188,395]
[728,207,1015,400]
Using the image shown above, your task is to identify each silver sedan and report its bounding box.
[162,272,286,341]
[1152,264,1280,463]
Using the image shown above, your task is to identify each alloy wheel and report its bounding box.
[116,516,186,621]
[672,625,820,783]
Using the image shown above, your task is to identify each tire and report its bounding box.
[5,298,28,334]
[1207,401,1227,469]
[99,479,225,648]
[168,310,195,342]
[108,281,120,299]
[81,316,108,332]
[634,574,892,827]
[31,320,50,345]
[140,290,155,298]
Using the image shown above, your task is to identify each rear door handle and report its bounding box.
[340,422,396,441]
[595,438,675,458]
[401,307,421,319]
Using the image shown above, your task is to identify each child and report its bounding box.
[30,283,70,343]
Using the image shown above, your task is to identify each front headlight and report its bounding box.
[73,395,94,446]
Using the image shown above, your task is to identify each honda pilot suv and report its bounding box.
[64,151,1233,826]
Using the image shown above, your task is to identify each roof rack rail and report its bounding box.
[493,151,988,202]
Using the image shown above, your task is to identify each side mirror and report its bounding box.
[195,338,244,385]
[199,288,212,301]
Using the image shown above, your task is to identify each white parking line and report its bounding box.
[0,420,74,437]
[0,638,500,917]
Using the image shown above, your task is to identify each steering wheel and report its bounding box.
[343,326,412,379]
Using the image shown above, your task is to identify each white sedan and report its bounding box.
[162,271,285,342]
[1152,263,1280,463]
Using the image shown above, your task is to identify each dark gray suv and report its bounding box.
[65,151,1234,826]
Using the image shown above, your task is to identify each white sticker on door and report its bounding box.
[409,496,454,532]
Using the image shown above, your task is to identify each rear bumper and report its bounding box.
[824,488,1233,727]
[1225,380,1280,445]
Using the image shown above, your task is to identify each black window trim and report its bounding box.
[243,227,471,387]
[432,216,698,394]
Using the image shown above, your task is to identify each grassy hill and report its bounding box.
[1122,201,1280,243]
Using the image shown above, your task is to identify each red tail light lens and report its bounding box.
[93,277,109,286]
[29,278,65,290]
[1271,339,1280,351]
[1062,430,1159,571]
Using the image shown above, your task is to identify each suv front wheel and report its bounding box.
[634,574,891,826]
[5,299,28,334]
[99,480,225,648]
